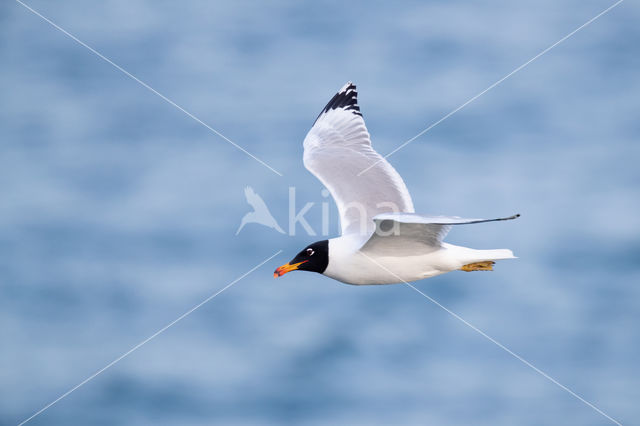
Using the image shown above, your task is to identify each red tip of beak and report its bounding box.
[273,264,287,278]
[274,261,307,278]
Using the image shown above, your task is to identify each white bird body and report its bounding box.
[325,236,514,285]
[275,82,518,285]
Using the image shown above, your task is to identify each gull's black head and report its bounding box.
[274,240,329,278]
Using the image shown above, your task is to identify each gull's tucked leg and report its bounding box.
[460,261,495,272]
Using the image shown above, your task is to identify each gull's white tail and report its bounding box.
[456,248,516,272]
[476,248,516,261]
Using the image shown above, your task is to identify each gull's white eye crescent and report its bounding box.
[306,248,314,256]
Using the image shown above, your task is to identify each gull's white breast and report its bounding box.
[324,237,466,285]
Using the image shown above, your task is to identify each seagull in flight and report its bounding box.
[236,186,285,235]
[274,82,519,285]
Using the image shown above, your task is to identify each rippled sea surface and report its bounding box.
[1,1,639,425]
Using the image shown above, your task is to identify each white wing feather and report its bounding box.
[303,82,414,236]
[360,213,520,255]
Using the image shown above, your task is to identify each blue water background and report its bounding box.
[1,1,639,425]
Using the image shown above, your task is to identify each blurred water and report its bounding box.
[1,1,639,425]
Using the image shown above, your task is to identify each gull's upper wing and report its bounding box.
[360,213,520,255]
[303,82,414,236]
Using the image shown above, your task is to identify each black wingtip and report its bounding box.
[314,82,363,124]
[497,214,520,221]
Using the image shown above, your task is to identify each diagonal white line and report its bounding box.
[357,251,622,425]
[357,0,624,177]
[17,250,282,426]
[15,0,283,177]
[403,282,622,425]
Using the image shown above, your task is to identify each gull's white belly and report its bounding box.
[324,248,461,285]
[322,236,513,285]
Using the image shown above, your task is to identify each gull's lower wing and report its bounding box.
[373,213,521,226]
[359,213,520,255]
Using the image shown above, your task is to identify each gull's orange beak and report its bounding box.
[274,261,307,278]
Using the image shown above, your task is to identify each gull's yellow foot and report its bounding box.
[460,261,495,272]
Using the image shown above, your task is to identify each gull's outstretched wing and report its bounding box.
[303,82,414,236]
[359,213,520,255]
